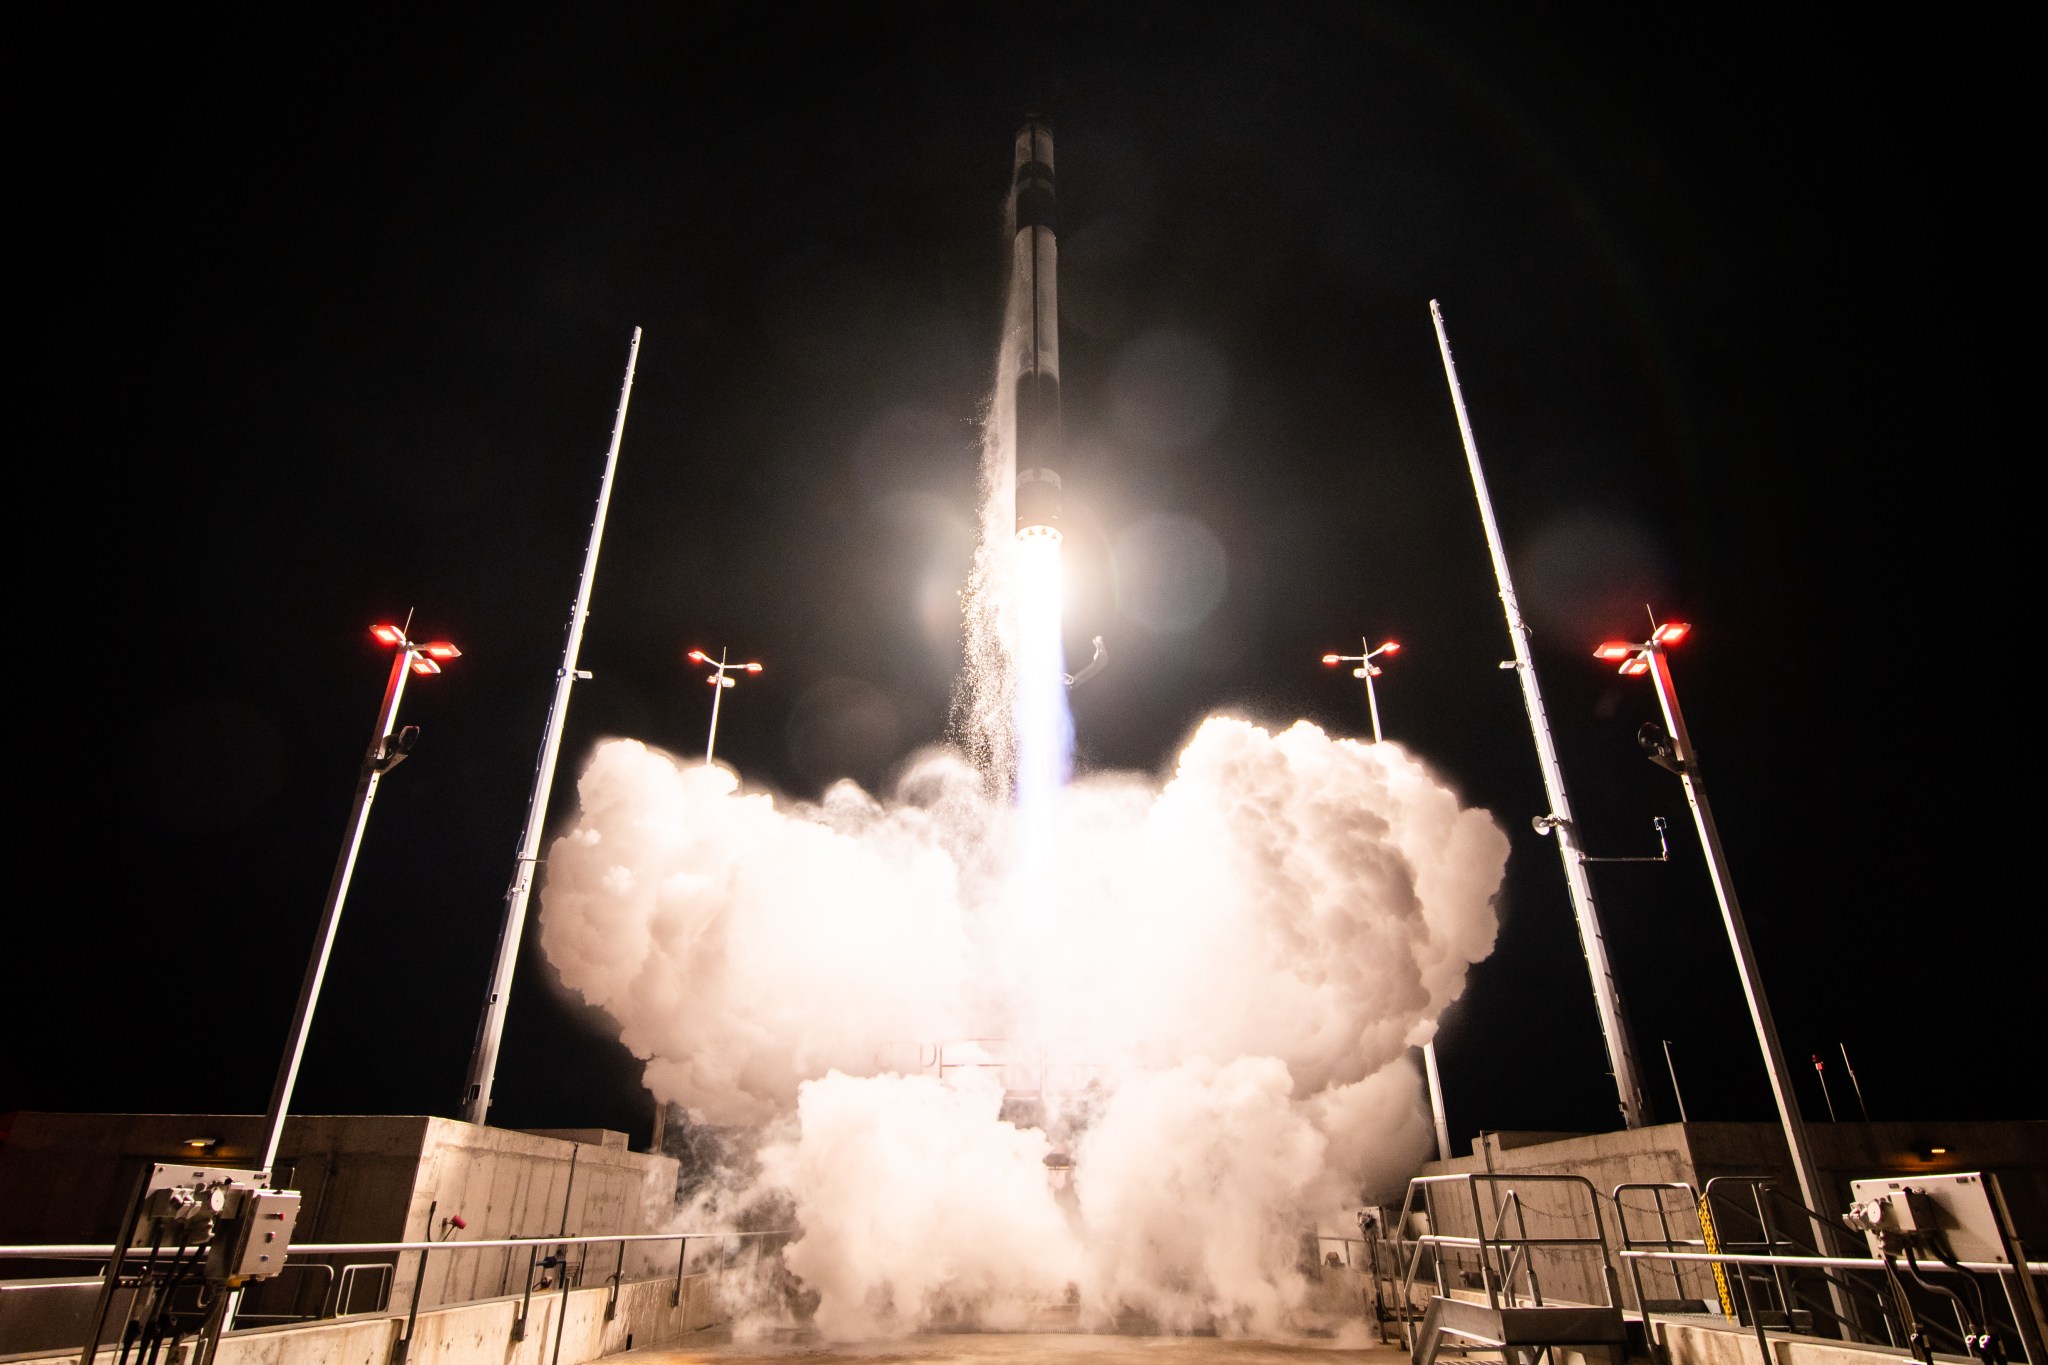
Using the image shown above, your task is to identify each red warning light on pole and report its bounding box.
[1594,642,1636,662]
[1653,621,1692,646]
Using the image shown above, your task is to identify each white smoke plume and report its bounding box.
[538,716,1506,1338]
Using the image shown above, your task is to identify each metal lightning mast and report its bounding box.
[461,327,642,1125]
[1430,301,1650,1129]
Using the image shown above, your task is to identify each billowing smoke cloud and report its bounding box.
[538,131,1504,1341]
[539,715,1506,1337]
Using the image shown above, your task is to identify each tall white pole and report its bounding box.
[1360,637,1385,744]
[460,328,642,1126]
[1643,647,1828,1212]
[1429,301,1649,1129]
[705,650,728,764]
[262,643,416,1173]
[1422,1037,1453,1163]
[1359,634,1453,1160]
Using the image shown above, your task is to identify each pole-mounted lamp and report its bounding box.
[1320,634,1453,1165]
[1595,617,1844,1273]
[259,622,459,1176]
[1320,637,1401,743]
[688,648,762,765]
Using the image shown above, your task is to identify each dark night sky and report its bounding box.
[9,6,2032,1154]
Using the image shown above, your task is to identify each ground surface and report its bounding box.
[625,1330,1408,1363]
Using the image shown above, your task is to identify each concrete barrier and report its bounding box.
[1653,1314,1954,1365]
[2,1273,720,1365]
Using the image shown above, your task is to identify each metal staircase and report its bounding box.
[1398,1173,1631,1365]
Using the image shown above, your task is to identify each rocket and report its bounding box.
[1012,118,1062,541]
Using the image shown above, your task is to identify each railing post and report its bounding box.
[549,1246,573,1365]
[390,1238,430,1365]
[604,1239,624,1321]
[512,1243,538,1342]
[671,1236,689,1309]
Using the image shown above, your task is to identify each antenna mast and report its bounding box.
[460,327,643,1125]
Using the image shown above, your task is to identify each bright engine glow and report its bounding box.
[1012,532,1071,864]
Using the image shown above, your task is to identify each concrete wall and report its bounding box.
[1652,1313,1977,1365]
[398,1119,679,1312]
[4,1272,722,1365]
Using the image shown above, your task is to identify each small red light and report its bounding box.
[707,674,721,684]
[410,656,443,676]
[423,642,461,660]
[1594,642,1635,661]
[1619,656,1650,677]
[1381,641,1401,655]
[1321,654,1341,665]
[687,650,708,663]
[371,624,406,646]
[745,663,763,672]
[1654,621,1691,646]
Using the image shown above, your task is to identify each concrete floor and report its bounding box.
[624,1328,1410,1363]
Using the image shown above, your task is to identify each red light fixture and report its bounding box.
[1653,621,1692,646]
[1381,641,1401,655]
[1619,656,1651,677]
[423,642,462,661]
[371,623,406,646]
[1321,654,1341,665]
[1594,642,1636,662]
[687,649,709,663]
[745,662,763,673]
[410,656,443,676]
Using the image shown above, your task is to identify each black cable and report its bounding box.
[1882,1253,1936,1365]
[1904,1246,1998,1365]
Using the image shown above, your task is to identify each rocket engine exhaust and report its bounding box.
[1013,119,1062,543]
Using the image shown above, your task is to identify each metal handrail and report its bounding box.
[0,1229,782,1258]
[1622,1247,2045,1365]
[1624,1251,2048,1275]
[1700,1176,1896,1343]
[4,1224,789,1365]
[1396,1172,1624,1351]
[1613,1181,1707,1313]
[335,1260,393,1316]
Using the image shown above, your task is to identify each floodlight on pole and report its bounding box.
[1320,634,1452,1164]
[1595,619,1841,1249]
[259,621,458,1176]
[1320,637,1401,744]
[689,648,762,765]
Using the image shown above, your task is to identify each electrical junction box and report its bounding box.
[225,1191,300,1280]
[1846,1172,2010,1264]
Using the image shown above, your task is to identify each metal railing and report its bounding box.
[1621,1248,2048,1365]
[0,1226,786,1365]
[1396,1172,1624,1350]
[1699,1175,1899,1344]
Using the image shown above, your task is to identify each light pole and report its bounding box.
[688,648,761,765]
[259,622,459,1176]
[1321,636,1401,743]
[1321,636,1455,1165]
[1594,620,1834,1231]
